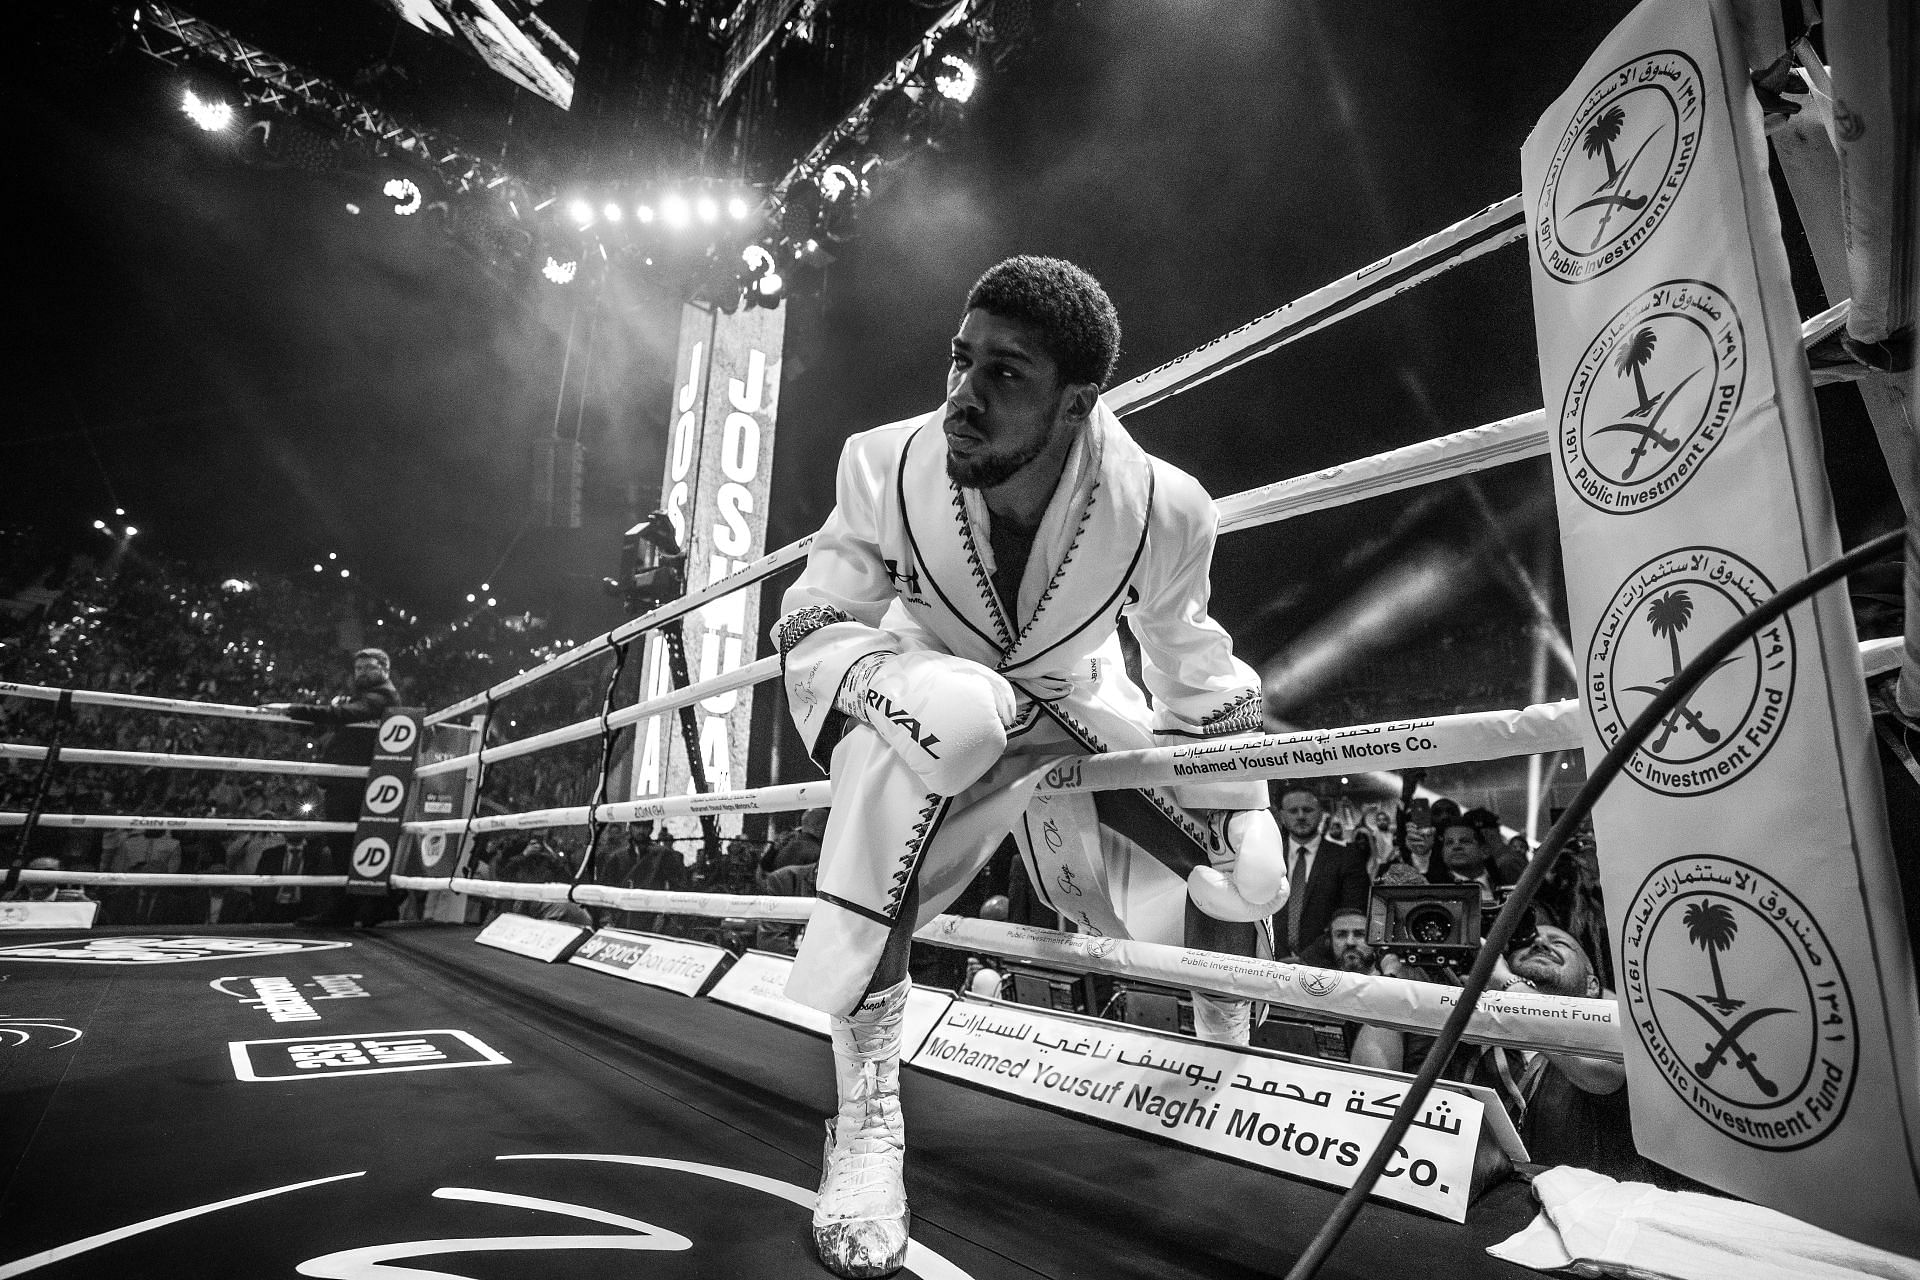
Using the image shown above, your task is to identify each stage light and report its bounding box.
[727,195,751,221]
[328,552,338,560]
[181,88,232,131]
[92,520,106,531]
[542,256,577,284]
[115,508,126,517]
[757,270,784,300]
[383,178,422,215]
[221,579,255,593]
[466,593,476,603]
[662,194,691,228]
[636,204,656,224]
[124,526,138,537]
[314,564,323,572]
[340,569,350,578]
[695,195,719,224]
[934,54,978,103]
[567,198,594,227]
[603,202,623,223]
[487,597,497,607]
[819,164,859,202]
[344,203,361,216]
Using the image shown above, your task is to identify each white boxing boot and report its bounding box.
[814,978,911,1279]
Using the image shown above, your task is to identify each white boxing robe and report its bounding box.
[772,401,1271,1015]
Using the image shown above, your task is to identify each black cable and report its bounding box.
[6,689,74,894]
[572,640,631,905]
[1285,527,1901,1280]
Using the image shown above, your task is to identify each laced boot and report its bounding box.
[813,978,910,1278]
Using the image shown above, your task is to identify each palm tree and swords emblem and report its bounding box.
[1660,900,1793,1097]
[1624,589,1742,755]
[1593,324,1704,479]
[1571,105,1666,248]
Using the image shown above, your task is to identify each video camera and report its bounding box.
[603,511,686,612]
[1366,883,1488,969]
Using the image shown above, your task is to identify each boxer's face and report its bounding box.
[945,309,1092,489]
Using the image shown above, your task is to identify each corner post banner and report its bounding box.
[345,710,423,897]
[398,719,481,879]
[631,301,785,840]
[1523,0,1920,1249]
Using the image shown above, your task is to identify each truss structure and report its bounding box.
[130,1,533,199]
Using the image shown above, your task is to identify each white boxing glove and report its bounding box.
[1186,807,1290,923]
[839,650,1017,796]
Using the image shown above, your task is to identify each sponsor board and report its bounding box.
[1523,0,1920,1248]
[0,900,99,930]
[568,928,731,997]
[475,912,590,963]
[348,710,423,897]
[705,950,951,1053]
[911,999,1484,1220]
[0,936,352,965]
[210,973,373,1024]
[229,1029,509,1081]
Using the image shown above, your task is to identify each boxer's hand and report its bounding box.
[1186,808,1290,923]
[847,650,1016,796]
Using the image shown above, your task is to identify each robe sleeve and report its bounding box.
[770,431,911,770]
[1126,464,1269,810]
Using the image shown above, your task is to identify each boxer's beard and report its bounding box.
[946,430,1051,489]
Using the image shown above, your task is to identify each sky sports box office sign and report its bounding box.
[474,912,591,963]
[568,927,732,997]
[912,998,1509,1221]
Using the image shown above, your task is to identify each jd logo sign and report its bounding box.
[1535,49,1704,283]
[1559,279,1746,513]
[377,715,418,754]
[1586,547,1795,797]
[351,837,393,880]
[1623,857,1857,1150]
[363,776,407,816]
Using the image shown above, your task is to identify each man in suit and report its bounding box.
[1274,787,1370,960]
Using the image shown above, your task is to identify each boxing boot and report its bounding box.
[814,978,911,1279]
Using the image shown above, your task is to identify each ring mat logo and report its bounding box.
[1536,50,1705,283]
[1623,857,1857,1150]
[0,1018,84,1048]
[229,1029,509,1081]
[1558,280,1745,513]
[0,936,353,965]
[1585,547,1794,797]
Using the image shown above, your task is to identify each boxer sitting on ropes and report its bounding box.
[770,256,1290,1278]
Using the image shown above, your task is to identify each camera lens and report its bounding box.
[1405,904,1454,944]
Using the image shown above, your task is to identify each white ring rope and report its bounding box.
[0,813,352,833]
[415,657,780,779]
[12,869,345,888]
[0,681,304,723]
[0,743,364,779]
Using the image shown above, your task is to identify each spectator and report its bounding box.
[253,833,310,923]
[756,832,820,955]
[1436,819,1501,904]
[626,823,690,935]
[1300,905,1433,1070]
[764,807,828,878]
[1447,924,1674,1184]
[498,846,591,927]
[1273,787,1370,961]
[4,855,92,903]
[263,648,399,927]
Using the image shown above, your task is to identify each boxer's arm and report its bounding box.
[772,436,908,769]
[1126,465,1267,810]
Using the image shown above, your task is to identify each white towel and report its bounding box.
[1487,1166,1920,1279]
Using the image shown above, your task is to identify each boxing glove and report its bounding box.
[1186,807,1290,923]
[840,650,1017,796]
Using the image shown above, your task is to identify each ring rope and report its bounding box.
[0,682,303,723]
[0,813,353,834]
[0,743,365,779]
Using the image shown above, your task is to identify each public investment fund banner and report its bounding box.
[1522,0,1919,1251]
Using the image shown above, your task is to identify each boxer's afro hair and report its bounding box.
[966,256,1120,388]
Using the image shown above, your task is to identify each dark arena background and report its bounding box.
[3,1,1917,1277]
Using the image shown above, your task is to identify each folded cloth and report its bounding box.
[1487,1166,1920,1279]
